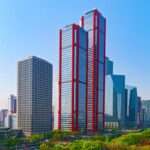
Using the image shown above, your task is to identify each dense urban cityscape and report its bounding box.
[0,7,150,150]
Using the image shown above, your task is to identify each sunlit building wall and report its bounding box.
[81,9,106,131]
[58,24,88,131]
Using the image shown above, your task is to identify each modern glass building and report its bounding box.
[137,96,143,127]
[105,58,117,124]
[142,100,150,127]
[105,75,118,122]
[58,24,88,131]
[5,114,17,129]
[106,57,113,75]
[0,109,8,126]
[81,9,106,131]
[105,58,114,123]
[105,58,125,128]
[112,75,126,128]
[17,56,53,136]
[125,85,138,128]
[9,94,17,114]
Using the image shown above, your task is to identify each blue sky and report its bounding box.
[0,0,150,109]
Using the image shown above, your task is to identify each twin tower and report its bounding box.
[17,9,106,136]
[58,9,106,132]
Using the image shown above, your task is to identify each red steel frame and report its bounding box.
[76,25,80,131]
[59,10,105,132]
[96,11,100,131]
[92,11,96,132]
[59,24,87,131]
[81,16,84,28]
[72,25,75,131]
[103,19,106,128]
[73,25,81,131]
[81,16,88,132]
[81,10,106,132]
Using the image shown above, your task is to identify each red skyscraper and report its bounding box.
[58,24,88,131]
[58,9,106,132]
[80,9,106,132]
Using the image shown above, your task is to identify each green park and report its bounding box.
[1,129,150,149]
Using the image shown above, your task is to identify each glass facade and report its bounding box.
[105,74,126,127]
[9,95,17,113]
[125,85,138,128]
[81,9,106,131]
[137,97,143,127]
[59,24,87,131]
[142,100,150,127]
[106,57,113,75]
[112,75,126,128]
[18,56,53,136]
[105,58,117,124]
[105,73,125,128]
[105,75,114,121]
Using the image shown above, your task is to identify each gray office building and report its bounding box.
[17,56,53,136]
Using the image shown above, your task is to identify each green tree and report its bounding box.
[40,142,54,150]
[40,143,50,150]
[82,141,103,150]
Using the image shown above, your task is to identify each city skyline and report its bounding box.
[1,0,150,110]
